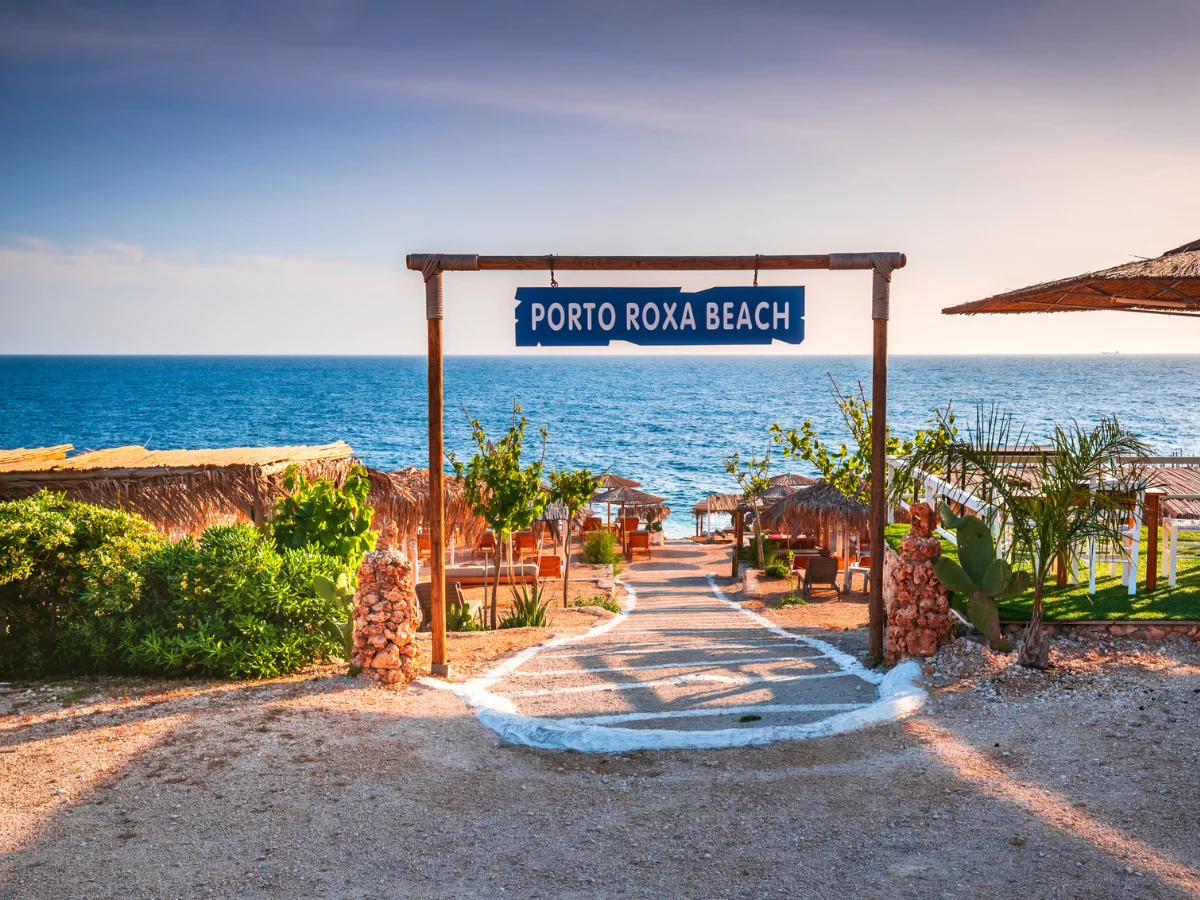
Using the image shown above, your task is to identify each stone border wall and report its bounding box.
[1001,621,1200,641]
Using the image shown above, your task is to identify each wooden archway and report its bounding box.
[407,253,905,675]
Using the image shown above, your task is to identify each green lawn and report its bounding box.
[885,524,1200,622]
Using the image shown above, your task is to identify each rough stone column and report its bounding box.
[351,550,422,685]
[884,502,953,664]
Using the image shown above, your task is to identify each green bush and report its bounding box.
[0,492,165,677]
[743,535,777,565]
[778,595,807,607]
[115,526,346,678]
[764,561,791,579]
[581,529,620,565]
[499,582,551,629]
[570,595,621,615]
[0,490,361,679]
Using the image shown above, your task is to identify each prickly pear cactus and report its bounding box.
[934,502,1030,652]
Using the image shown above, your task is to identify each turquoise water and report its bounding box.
[3,355,1198,537]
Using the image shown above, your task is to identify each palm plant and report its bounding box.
[897,406,1150,669]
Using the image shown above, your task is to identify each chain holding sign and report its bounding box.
[514,286,804,347]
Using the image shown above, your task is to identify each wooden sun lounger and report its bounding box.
[538,555,562,579]
[802,555,842,601]
[415,581,480,629]
[626,531,652,561]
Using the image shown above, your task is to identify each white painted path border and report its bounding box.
[420,573,926,752]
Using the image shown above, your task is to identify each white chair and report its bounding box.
[1163,518,1200,587]
[1087,490,1143,596]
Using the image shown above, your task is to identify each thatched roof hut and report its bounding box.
[944,238,1200,318]
[1149,466,1200,519]
[761,479,870,537]
[704,493,744,514]
[367,467,484,542]
[0,442,356,535]
[0,445,73,467]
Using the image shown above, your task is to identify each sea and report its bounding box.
[3,355,1198,538]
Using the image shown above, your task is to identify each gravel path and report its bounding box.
[3,544,1198,898]
[476,543,888,742]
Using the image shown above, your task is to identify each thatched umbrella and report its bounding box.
[769,473,817,487]
[944,238,1200,318]
[762,479,870,551]
[593,486,666,551]
[761,484,800,502]
[598,473,641,489]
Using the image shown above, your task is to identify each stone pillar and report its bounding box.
[884,502,952,664]
[351,550,422,685]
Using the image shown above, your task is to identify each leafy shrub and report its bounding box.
[571,595,621,615]
[581,529,620,565]
[91,525,346,679]
[743,535,775,565]
[269,465,376,568]
[0,492,352,679]
[499,582,551,629]
[777,595,807,607]
[0,492,164,677]
[764,560,791,579]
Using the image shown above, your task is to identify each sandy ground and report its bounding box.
[2,545,1199,898]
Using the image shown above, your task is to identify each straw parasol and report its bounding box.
[944,238,1200,318]
[769,473,817,487]
[592,485,666,511]
[597,473,641,489]
[760,484,801,502]
[761,479,870,538]
[593,485,667,551]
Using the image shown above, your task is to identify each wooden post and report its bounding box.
[426,271,449,678]
[1146,491,1160,592]
[731,512,741,579]
[868,281,889,662]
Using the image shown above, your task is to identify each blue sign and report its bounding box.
[514,286,804,347]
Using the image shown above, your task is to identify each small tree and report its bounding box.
[725,451,771,570]
[901,406,1150,669]
[770,375,955,502]
[451,403,547,629]
[548,468,602,608]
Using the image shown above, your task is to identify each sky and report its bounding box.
[1,0,1198,355]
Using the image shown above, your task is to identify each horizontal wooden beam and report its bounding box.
[407,253,906,273]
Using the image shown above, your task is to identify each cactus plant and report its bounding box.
[933,501,1030,652]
